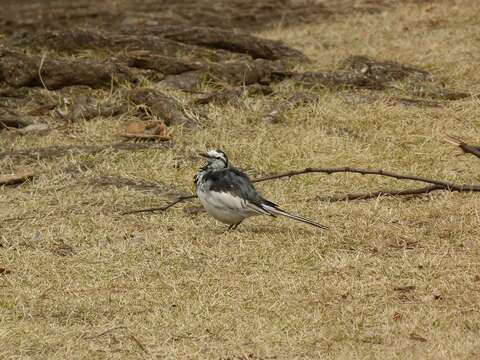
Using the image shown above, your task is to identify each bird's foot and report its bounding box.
[227,221,243,231]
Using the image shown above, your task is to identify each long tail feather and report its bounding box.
[247,202,275,216]
[261,204,328,230]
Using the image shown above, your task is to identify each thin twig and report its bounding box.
[82,326,127,340]
[120,194,196,215]
[252,166,480,190]
[129,334,148,353]
[312,185,444,202]
[445,135,480,159]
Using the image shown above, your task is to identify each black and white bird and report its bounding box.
[194,149,328,230]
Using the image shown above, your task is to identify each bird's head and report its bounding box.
[199,149,229,170]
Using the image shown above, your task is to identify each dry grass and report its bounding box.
[2,1,480,359]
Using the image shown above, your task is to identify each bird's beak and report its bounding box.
[199,152,209,158]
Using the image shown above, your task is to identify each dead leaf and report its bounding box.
[393,311,403,321]
[122,121,171,142]
[151,124,169,136]
[126,121,146,134]
[409,332,427,342]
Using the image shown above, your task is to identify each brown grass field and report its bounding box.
[1,0,480,358]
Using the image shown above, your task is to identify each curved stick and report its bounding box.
[121,166,480,214]
[313,185,443,202]
[253,166,480,191]
[120,194,196,215]
[444,135,480,160]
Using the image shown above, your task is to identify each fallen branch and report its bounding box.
[252,166,480,191]
[445,135,480,160]
[312,185,444,202]
[10,29,217,61]
[121,166,480,215]
[157,26,307,60]
[121,194,196,215]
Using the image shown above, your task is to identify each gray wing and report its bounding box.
[204,168,276,208]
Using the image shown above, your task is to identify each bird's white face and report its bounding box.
[200,149,228,170]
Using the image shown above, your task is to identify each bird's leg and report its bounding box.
[230,220,243,230]
[227,224,235,231]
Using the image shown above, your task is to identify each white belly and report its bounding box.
[197,189,257,225]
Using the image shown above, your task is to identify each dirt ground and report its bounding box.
[0,0,434,34]
[1,0,480,359]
